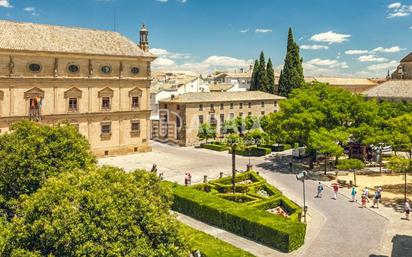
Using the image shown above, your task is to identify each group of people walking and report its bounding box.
[316,182,411,220]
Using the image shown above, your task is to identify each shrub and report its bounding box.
[202,143,229,152]
[234,146,272,156]
[165,173,306,253]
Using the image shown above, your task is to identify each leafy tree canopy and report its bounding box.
[0,120,96,215]
[2,167,189,257]
[336,159,365,171]
[197,123,216,143]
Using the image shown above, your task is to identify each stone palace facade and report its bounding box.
[0,20,156,156]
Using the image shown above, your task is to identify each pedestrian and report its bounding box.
[371,190,379,208]
[376,187,382,207]
[188,171,192,186]
[405,200,410,221]
[332,183,339,200]
[361,193,367,208]
[351,186,357,202]
[316,182,324,198]
[363,187,370,203]
[184,173,189,186]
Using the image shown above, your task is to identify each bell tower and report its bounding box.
[139,24,149,52]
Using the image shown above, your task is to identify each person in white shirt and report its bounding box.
[405,200,410,221]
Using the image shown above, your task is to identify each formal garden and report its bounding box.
[166,171,306,253]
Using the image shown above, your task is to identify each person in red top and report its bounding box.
[333,183,339,200]
[361,193,367,208]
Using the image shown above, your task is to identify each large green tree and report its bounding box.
[250,60,260,91]
[2,167,189,257]
[256,51,268,91]
[266,58,275,93]
[278,28,304,97]
[197,123,216,144]
[0,120,95,216]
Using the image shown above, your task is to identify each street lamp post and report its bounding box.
[296,171,308,223]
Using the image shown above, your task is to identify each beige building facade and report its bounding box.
[0,20,156,157]
[154,91,285,146]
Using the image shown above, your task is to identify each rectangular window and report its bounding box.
[248,112,252,116]
[101,123,111,134]
[261,101,265,107]
[239,103,243,109]
[102,97,110,110]
[199,115,204,124]
[274,101,277,107]
[220,103,224,110]
[131,120,141,137]
[68,98,78,112]
[261,111,265,115]
[220,114,224,123]
[248,102,251,108]
[229,113,234,119]
[131,97,139,108]
[177,104,180,110]
[210,104,214,110]
[210,114,217,125]
[230,103,234,109]
[239,112,243,117]
[199,104,203,111]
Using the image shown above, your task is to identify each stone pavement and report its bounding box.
[100,142,392,257]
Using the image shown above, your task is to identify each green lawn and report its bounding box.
[180,223,256,257]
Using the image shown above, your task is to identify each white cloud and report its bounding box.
[150,48,191,59]
[367,61,398,72]
[344,49,369,55]
[239,29,249,33]
[152,57,176,67]
[358,55,387,62]
[300,45,329,50]
[0,0,12,8]
[303,58,348,75]
[372,46,405,53]
[388,2,402,9]
[387,3,412,18]
[151,48,252,74]
[310,31,351,44]
[24,6,39,16]
[255,28,272,33]
[410,26,412,29]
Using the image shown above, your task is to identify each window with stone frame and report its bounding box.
[199,115,204,124]
[130,120,141,137]
[248,102,252,108]
[100,122,112,140]
[131,96,139,109]
[68,98,78,112]
[102,97,111,110]
[220,103,224,110]
[261,101,265,107]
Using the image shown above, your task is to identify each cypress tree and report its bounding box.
[278,27,304,97]
[250,60,260,90]
[266,58,275,93]
[257,51,268,91]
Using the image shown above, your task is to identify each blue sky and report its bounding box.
[0,0,411,77]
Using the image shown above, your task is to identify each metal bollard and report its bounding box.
[203,175,208,184]
[219,172,224,179]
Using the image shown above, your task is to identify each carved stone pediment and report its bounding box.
[24,87,44,99]
[128,87,143,97]
[98,87,114,98]
[64,87,82,98]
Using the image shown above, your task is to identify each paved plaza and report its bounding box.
[100,142,409,257]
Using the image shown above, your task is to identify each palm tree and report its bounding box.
[225,133,242,194]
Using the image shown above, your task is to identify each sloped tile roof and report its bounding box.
[159,91,285,103]
[363,80,412,99]
[0,20,154,58]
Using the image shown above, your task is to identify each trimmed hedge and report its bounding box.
[234,146,272,156]
[169,184,306,252]
[201,143,229,152]
[180,223,256,257]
